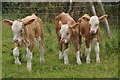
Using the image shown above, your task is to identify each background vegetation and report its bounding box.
[2,2,119,78]
[2,2,118,26]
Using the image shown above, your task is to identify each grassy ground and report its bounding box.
[2,22,118,78]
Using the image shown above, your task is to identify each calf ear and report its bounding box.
[78,18,82,23]
[99,15,108,21]
[71,22,79,28]
[82,17,90,21]
[24,19,35,26]
[3,19,13,26]
[55,16,61,21]
[82,14,90,21]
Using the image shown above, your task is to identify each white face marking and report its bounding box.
[89,16,99,34]
[11,21,24,42]
[60,25,71,43]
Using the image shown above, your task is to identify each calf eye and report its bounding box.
[20,29,24,33]
[66,32,69,36]
[95,24,98,26]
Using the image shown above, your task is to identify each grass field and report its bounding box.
[2,22,118,78]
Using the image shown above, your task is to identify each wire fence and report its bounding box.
[2,2,119,27]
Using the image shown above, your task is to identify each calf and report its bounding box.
[55,12,82,65]
[78,14,108,63]
[3,14,44,71]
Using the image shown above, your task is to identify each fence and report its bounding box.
[2,2,119,27]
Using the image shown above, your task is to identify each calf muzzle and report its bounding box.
[13,39,18,43]
[61,39,65,43]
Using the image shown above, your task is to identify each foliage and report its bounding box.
[2,2,118,27]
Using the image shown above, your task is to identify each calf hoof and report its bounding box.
[96,58,100,63]
[15,61,21,65]
[27,66,31,71]
[40,58,45,64]
[59,53,63,59]
[77,60,82,65]
[86,58,90,64]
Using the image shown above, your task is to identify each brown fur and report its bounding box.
[3,14,44,52]
[78,14,107,48]
[55,12,82,53]
[69,23,82,52]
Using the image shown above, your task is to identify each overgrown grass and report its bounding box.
[2,22,118,78]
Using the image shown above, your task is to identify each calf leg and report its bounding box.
[26,42,34,71]
[74,44,82,65]
[79,35,82,50]
[58,37,63,59]
[13,47,21,65]
[85,39,91,63]
[86,48,91,63]
[79,35,84,57]
[38,40,44,64]
[94,42,100,63]
[63,43,69,64]
[76,50,82,65]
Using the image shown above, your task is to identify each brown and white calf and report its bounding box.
[78,14,108,63]
[3,14,44,71]
[55,12,82,65]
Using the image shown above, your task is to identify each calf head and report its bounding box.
[3,19,35,43]
[59,21,72,43]
[82,14,108,34]
[59,22,79,43]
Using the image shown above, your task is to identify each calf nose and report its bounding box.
[61,39,65,43]
[90,30,95,34]
[13,39,18,43]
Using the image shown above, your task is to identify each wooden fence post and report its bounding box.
[68,0,72,13]
[98,0,111,39]
[89,0,111,39]
[89,1,97,16]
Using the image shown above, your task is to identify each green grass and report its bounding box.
[2,22,118,78]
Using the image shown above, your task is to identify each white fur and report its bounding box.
[92,38,100,63]
[13,33,24,42]
[94,42,100,63]
[12,21,24,42]
[26,48,33,71]
[12,21,23,32]
[89,16,99,34]
[76,51,82,65]
[86,48,91,63]
[39,40,44,64]
[13,47,21,65]
[60,25,70,43]
[92,38,97,42]
[79,45,81,50]
[63,48,69,64]
[59,51,63,59]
